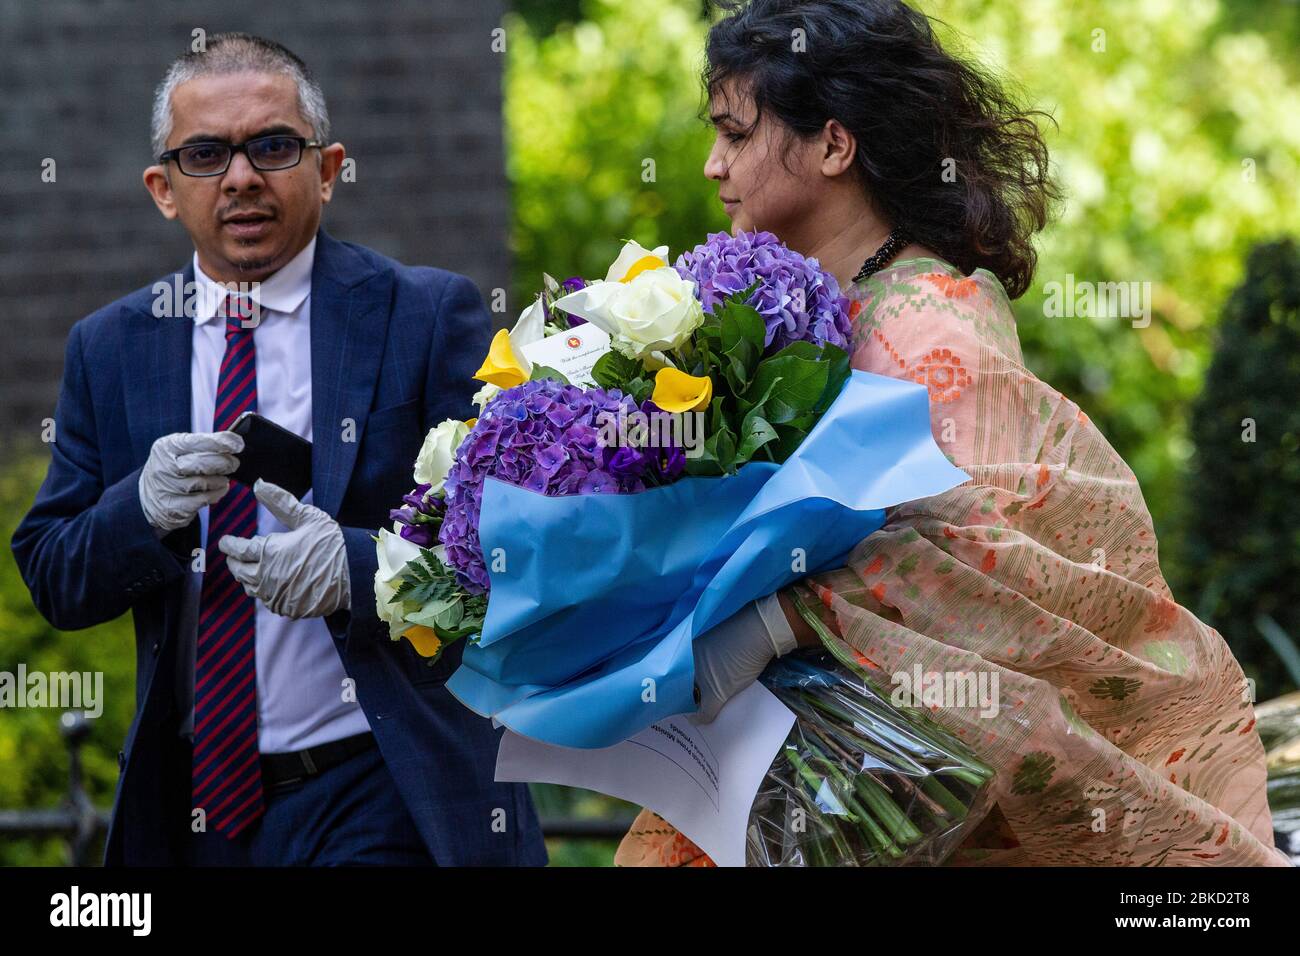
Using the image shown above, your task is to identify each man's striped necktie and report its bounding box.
[192,293,264,839]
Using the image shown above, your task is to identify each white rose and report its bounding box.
[413,418,470,493]
[552,259,703,358]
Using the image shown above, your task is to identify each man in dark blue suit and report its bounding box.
[11,33,546,866]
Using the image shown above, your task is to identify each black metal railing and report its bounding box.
[0,711,631,865]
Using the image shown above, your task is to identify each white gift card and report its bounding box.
[495,682,796,867]
[518,322,611,387]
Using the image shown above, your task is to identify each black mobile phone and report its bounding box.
[229,412,313,499]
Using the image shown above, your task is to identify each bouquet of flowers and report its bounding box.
[372,231,971,750]
[749,592,994,866]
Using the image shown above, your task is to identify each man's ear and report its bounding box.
[318,142,346,204]
[143,164,179,220]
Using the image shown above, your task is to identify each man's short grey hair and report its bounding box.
[150,32,329,159]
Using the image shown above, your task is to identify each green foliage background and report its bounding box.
[0,455,134,866]
[1181,239,1300,701]
[2,0,1297,865]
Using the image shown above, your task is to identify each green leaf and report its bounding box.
[770,422,807,461]
[712,310,760,393]
[815,344,851,414]
[435,602,465,630]
[529,364,571,385]
[591,349,640,391]
[703,424,737,473]
[684,426,728,476]
[391,548,461,608]
[767,340,822,361]
[721,336,759,393]
[734,372,780,418]
[719,298,766,357]
[736,409,777,461]
[709,395,725,433]
[748,355,828,424]
[721,279,762,308]
[626,375,655,406]
[406,596,460,627]
[684,454,725,477]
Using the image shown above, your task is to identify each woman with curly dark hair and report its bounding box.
[617,0,1286,866]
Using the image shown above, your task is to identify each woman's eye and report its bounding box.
[724,131,745,143]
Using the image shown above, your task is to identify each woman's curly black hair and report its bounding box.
[703,0,1061,299]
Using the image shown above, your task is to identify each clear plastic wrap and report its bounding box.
[749,648,995,866]
[1256,690,1300,864]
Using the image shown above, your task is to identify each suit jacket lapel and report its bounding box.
[124,263,195,466]
[309,230,393,518]
[120,262,200,573]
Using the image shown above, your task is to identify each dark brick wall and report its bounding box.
[0,0,510,440]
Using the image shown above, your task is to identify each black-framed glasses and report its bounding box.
[158,135,323,177]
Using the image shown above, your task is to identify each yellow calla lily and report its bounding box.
[473,328,530,388]
[619,254,667,283]
[465,418,478,430]
[401,624,443,659]
[651,367,713,413]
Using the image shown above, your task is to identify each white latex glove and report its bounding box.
[692,591,799,723]
[138,431,244,536]
[217,479,351,619]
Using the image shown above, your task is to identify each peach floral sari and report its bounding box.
[615,257,1288,867]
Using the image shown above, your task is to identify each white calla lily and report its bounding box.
[603,240,670,282]
[374,526,429,638]
[509,295,548,350]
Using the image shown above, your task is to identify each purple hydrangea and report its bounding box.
[674,230,853,353]
[438,378,650,594]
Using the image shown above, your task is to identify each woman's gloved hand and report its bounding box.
[692,591,799,723]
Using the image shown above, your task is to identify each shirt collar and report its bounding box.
[191,236,316,325]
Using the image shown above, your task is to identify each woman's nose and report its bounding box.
[703,148,726,181]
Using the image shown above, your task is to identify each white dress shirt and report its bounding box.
[175,237,371,752]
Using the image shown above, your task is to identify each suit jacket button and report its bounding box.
[151,642,160,655]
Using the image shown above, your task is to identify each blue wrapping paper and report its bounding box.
[445,369,970,747]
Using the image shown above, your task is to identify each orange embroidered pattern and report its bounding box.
[921,271,981,299]
[868,328,971,404]
[909,346,971,403]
